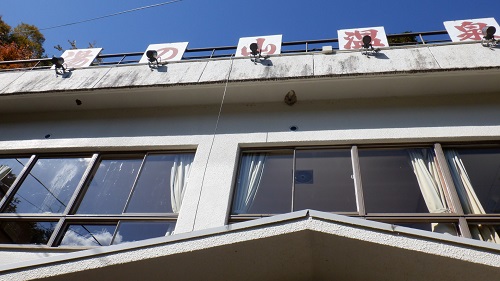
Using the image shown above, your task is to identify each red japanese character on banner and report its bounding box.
[454,21,500,41]
[139,43,188,63]
[454,21,488,41]
[240,38,277,56]
[156,47,179,60]
[343,29,385,50]
[64,50,96,68]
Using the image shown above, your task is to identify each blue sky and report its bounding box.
[1,0,499,57]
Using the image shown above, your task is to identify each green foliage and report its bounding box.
[388,31,418,45]
[0,16,46,62]
[11,23,45,58]
[0,16,11,44]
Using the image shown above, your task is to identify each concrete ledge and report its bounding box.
[1,67,112,94]
[1,43,499,97]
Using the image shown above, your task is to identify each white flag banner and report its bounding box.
[52,48,102,69]
[139,42,189,63]
[338,26,388,50]
[444,17,500,42]
[235,35,282,57]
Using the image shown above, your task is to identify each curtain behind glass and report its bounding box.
[232,153,266,214]
[408,149,457,235]
[170,154,194,214]
[445,149,500,243]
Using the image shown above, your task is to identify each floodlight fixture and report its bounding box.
[361,35,380,57]
[362,35,372,49]
[51,56,66,75]
[249,43,259,57]
[248,42,269,64]
[482,26,496,40]
[481,26,497,48]
[146,49,161,68]
[146,50,158,63]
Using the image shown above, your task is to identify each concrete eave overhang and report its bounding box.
[1,210,499,281]
[1,43,500,113]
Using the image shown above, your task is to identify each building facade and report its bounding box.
[0,40,499,280]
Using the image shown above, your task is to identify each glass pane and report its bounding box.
[112,221,176,245]
[447,148,500,214]
[60,224,117,247]
[125,153,194,213]
[359,148,430,213]
[76,157,142,214]
[0,221,56,245]
[393,222,459,236]
[467,224,500,244]
[5,157,91,214]
[0,158,29,202]
[232,151,293,214]
[294,149,356,212]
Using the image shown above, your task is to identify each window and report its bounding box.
[359,148,450,214]
[444,147,500,243]
[232,151,293,215]
[232,148,356,216]
[445,148,500,214]
[295,149,356,212]
[231,146,466,239]
[0,158,29,203]
[0,152,194,247]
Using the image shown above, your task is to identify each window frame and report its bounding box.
[438,143,500,241]
[230,143,500,241]
[0,150,195,248]
[230,147,360,217]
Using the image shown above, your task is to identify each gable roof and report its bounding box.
[1,210,498,280]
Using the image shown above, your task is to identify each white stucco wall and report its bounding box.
[1,42,500,267]
[1,93,500,236]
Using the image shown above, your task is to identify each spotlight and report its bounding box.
[362,35,372,49]
[482,26,496,40]
[249,43,259,56]
[481,26,498,48]
[146,50,160,68]
[51,56,66,75]
[146,50,158,63]
[361,35,380,57]
[248,42,269,64]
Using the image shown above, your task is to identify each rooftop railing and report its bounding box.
[0,30,450,72]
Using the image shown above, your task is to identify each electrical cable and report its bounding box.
[191,55,235,231]
[39,0,183,31]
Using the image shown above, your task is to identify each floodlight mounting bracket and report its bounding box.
[54,64,70,76]
[361,44,381,58]
[481,38,498,49]
[250,53,270,64]
[148,57,167,70]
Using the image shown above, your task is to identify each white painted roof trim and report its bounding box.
[2,43,500,97]
[0,210,498,277]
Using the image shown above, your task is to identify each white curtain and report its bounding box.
[232,153,266,214]
[408,149,457,235]
[170,154,194,214]
[445,150,500,243]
